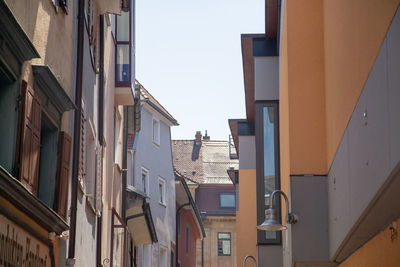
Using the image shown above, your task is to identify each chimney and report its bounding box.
[203,130,210,141]
[195,131,202,146]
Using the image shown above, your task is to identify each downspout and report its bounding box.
[122,106,128,221]
[68,0,84,263]
[96,14,105,267]
[176,202,190,267]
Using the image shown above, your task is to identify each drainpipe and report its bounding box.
[95,14,105,267]
[122,106,128,221]
[176,202,190,267]
[68,0,84,264]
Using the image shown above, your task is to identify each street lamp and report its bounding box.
[257,190,298,231]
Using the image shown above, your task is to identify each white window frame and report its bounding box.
[152,116,160,146]
[141,167,150,196]
[158,177,166,206]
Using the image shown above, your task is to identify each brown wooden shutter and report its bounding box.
[79,99,86,183]
[55,131,72,219]
[18,81,41,195]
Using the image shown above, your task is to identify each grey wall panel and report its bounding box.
[291,176,329,262]
[258,245,283,267]
[239,136,256,169]
[328,131,351,258]
[346,37,390,225]
[387,9,400,171]
[327,8,400,260]
[254,56,279,101]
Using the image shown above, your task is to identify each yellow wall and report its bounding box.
[323,0,400,166]
[236,169,257,267]
[339,217,400,267]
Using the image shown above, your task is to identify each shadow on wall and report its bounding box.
[192,142,200,161]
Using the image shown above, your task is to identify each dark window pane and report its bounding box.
[220,193,235,208]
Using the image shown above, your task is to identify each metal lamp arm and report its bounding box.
[269,190,297,224]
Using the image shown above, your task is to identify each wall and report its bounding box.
[339,217,400,267]
[178,208,201,267]
[134,105,176,265]
[236,169,257,267]
[200,216,236,267]
[196,184,236,216]
[323,0,400,166]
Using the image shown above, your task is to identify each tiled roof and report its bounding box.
[135,80,178,126]
[172,139,239,184]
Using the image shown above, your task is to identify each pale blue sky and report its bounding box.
[135,0,265,140]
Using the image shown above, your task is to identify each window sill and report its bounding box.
[159,202,166,207]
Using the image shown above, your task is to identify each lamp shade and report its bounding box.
[256,207,287,231]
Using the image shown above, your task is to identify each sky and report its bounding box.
[135,0,265,141]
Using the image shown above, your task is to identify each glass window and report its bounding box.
[219,193,235,208]
[116,11,130,42]
[256,102,281,244]
[111,209,127,267]
[158,177,166,205]
[141,168,149,195]
[152,118,160,145]
[217,233,231,256]
[116,45,130,82]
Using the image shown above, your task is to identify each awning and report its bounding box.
[125,186,157,246]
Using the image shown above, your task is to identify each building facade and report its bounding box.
[128,81,178,267]
[172,132,238,267]
[230,0,400,266]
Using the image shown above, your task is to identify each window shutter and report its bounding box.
[79,100,86,183]
[55,131,72,219]
[18,81,41,195]
[95,145,103,213]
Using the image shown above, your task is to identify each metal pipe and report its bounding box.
[96,14,104,267]
[68,0,85,261]
[242,255,257,267]
[122,106,128,221]
[176,202,190,267]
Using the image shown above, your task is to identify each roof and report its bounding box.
[172,139,238,184]
[135,80,179,126]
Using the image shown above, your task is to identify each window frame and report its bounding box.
[217,232,231,256]
[219,192,236,209]
[158,177,166,206]
[114,8,132,87]
[255,101,282,245]
[141,167,149,196]
[152,116,160,146]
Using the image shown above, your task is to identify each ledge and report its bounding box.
[0,166,69,235]
[32,64,76,113]
[0,0,39,81]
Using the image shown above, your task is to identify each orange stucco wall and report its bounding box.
[282,0,327,176]
[280,0,400,176]
[236,169,257,267]
[339,217,400,267]
[323,0,400,167]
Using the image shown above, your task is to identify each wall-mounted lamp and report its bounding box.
[257,190,298,231]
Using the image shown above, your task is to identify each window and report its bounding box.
[115,9,131,86]
[170,250,174,267]
[111,209,127,267]
[219,193,236,209]
[255,102,281,244]
[141,167,149,196]
[152,117,160,145]
[217,233,231,256]
[15,78,73,219]
[185,226,189,256]
[158,177,166,205]
[143,245,152,267]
